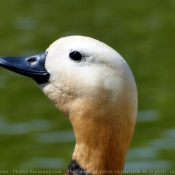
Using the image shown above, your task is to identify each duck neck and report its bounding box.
[66,100,133,175]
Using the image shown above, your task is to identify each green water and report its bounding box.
[0,0,175,174]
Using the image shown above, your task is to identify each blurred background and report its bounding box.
[0,0,174,174]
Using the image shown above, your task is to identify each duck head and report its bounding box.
[0,36,137,175]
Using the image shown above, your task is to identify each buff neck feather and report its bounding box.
[41,83,136,175]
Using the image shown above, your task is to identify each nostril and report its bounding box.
[27,57,37,63]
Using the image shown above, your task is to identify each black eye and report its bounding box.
[69,51,83,61]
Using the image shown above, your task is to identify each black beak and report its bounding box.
[0,52,50,84]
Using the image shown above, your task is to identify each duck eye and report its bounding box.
[69,51,82,61]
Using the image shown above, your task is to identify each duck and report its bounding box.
[0,36,137,175]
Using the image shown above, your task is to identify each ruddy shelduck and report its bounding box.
[0,36,137,175]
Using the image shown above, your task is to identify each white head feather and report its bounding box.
[40,35,137,111]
